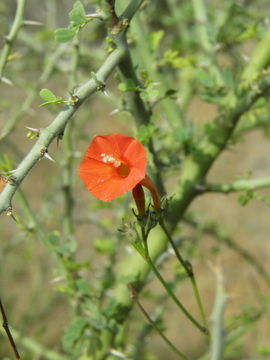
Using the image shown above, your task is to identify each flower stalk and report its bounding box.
[128,283,189,360]
[139,225,208,335]
[159,217,209,332]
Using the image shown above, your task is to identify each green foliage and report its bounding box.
[237,190,254,206]
[54,28,76,43]
[39,88,64,106]
[69,0,86,27]
[93,237,114,254]
[237,23,259,42]
[137,123,159,145]
[161,49,196,69]
[149,30,164,52]
[118,78,139,92]
[54,1,88,43]
[0,154,14,172]
[75,279,91,296]
[62,317,88,351]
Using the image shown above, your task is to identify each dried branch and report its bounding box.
[0,297,21,359]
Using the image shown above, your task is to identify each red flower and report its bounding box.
[0,176,6,193]
[79,134,147,201]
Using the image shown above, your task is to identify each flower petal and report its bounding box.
[123,137,147,167]
[79,158,115,187]
[79,134,148,201]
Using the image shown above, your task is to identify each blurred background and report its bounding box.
[1,0,270,359]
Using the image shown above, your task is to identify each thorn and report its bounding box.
[1,169,16,175]
[109,349,126,359]
[40,148,55,162]
[25,126,39,132]
[0,77,13,86]
[110,108,121,115]
[91,72,108,95]
[85,12,103,20]
[242,54,250,63]
[102,88,109,97]
[23,20,43,26]
[44,152,55,162]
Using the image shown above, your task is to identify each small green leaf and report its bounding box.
[237,190,254,206]
[62,317,88,351]
[54,28,76,43]
[74,1,85,17]
[76,279,90,296]
[149,30,164,52]
[137,123,159,145]
[94,238,114,254]
[69,1,86,27]
[118,78,139,92]
[237,23,258,42]
[47,231,61,247]
[40,88,58,102]
[222,68,234,88]
[132,240,146,259]
[0,154,14,172]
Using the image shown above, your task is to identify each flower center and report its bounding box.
[101,153,130,178]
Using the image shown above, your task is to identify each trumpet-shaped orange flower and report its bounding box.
[0,176,6,193]
[79,134,147,201]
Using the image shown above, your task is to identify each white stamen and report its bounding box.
[101,153,121,168]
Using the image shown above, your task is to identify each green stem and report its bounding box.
[233,114,270,137]
[129,285,189,360]
[159,218,209,331]
[210,269,228,360]
[204,176,270,194]
[0,0,27,78]
[141,228,207,335]
[241,28,270,83]
[121,0,144,20]
[62,38,80,238]
[191,0,224,87]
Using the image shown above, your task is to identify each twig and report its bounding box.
[0,297,21,359]
[61,38,80,238]
[209,264,229,360]
[202,176,270,194]
[128,284,189,360]
[233,114,270,137]
[0,0,27,80]
[0,325,65,360]
[184,214,270,287]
